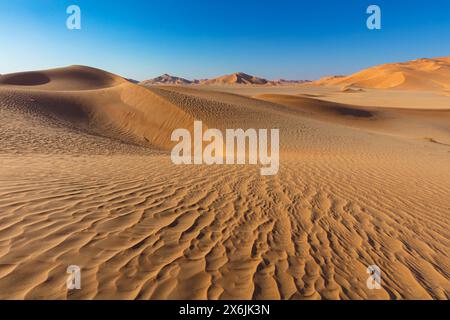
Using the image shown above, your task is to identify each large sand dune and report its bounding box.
[0,66,449,299]
[313,57,450,92]
[0,66,199,151]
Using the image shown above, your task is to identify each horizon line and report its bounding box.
[1,55,449,82]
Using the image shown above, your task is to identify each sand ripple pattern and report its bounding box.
[0,68,449,299]
[0,153,448,300]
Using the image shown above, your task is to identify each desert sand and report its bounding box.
[312,57,450,91]
[0,63,449,300]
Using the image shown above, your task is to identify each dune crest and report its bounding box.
[0,65,126,90]
[0,66,199,150]
[312,57,450,91]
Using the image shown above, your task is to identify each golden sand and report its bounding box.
[0,64,448,299]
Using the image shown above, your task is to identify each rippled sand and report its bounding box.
[0,66,448,299]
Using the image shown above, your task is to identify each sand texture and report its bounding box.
[0,64,449,299]
[312,57,450,92]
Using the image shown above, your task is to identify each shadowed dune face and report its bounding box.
[254,93,450,144]
[254,94,376,119]
[0,66,198,150]
[1,72,51,86]
[0,66,449,300]
[0,66,125,91]
[333,106,372,117]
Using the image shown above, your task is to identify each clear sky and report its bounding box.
[1,0,449,80]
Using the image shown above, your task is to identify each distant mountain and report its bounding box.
[310,57,450,91]
[269,79,311,86]
[140,72,310,86]
[200,72,269,85]
[140,74,192,85]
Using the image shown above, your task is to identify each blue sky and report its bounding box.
[0,0,449,80]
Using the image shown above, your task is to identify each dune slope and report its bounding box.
[312,57,450,91]
[0,66,199,151]
[254,93,450,144]
[0,67,449,300]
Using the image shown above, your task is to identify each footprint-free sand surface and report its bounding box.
[0,66,449,299]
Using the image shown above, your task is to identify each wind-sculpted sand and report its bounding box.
[0,66,449,299]
[311,57,450,92]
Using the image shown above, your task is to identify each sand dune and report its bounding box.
[208,83,450,109]
[0,65,125,90]
[313,57,450,92]
[0,66,449,300]
[254,93,450,144]
[0,66,199,151]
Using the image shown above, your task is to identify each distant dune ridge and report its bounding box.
[0,59,449,300]
[312,57,450,91]
[141,56,450,91]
